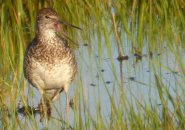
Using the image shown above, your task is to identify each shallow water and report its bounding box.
[18,33,185,129]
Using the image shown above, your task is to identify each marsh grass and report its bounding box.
[0,0,185,129]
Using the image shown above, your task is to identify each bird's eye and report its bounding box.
[45,15,49,19]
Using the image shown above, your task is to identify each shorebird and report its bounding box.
[23,8,80,119]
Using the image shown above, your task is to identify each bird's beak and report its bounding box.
[59,20,82,30]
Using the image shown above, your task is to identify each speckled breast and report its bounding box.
[23,37,77,92]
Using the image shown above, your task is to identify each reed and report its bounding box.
[0,0,184,129]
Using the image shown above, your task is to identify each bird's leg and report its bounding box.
[40,94,51,126]
[65,91,69,124]
[40,95,47,122]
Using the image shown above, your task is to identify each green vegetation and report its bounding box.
[0,0,185,129]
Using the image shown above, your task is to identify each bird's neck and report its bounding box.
[36,29,58,43]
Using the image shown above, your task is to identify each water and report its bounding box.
[18,34,185,129]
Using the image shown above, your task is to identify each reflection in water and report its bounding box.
[17,101,51,122]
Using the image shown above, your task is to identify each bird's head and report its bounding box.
[36,8,61,34]
[36,8,81,36]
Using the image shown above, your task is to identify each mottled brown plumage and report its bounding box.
[23,8,77,117]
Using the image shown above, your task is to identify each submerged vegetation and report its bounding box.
[0,0,185,129]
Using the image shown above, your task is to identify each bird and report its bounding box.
[23,8,79,119]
